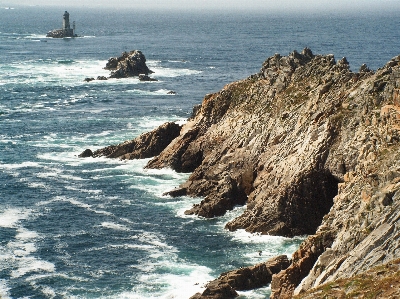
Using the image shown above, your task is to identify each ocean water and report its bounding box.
[1,5,400,299]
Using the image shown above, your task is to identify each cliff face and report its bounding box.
[146,48,400,296]
[88,48,400,297]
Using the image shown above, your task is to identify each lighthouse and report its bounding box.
[63,11,70,32]
[47,11,77,38]
[62,11,74,37]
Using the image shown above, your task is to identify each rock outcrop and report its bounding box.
[46,29,77,38]
[105,50,154,79]
[80,122,181,160]
[88,48,400,297]
[190,255,290,299]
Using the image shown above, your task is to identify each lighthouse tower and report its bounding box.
[62,11,74,37]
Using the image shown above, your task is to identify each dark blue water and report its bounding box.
[1,5,399,299]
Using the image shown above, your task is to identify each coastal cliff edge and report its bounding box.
[82,48,400,298]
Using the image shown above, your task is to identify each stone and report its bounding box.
[138,74,158,81]
[84,77,95,82]
[78,149,93,158]
[163,187,187,197]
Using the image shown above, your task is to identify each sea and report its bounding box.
[0,5,399,299]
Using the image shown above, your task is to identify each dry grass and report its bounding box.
[293,259,400,299]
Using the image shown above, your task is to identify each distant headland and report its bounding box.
[46,11,78,38]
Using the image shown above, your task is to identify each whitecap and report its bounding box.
[10,257,55,278]
[151,66,202,78]
[100,222,130,231]
[38,196,112,216]
[0,161,40,170]
[237,287,271,299]
[125,89,180,95]
[127,264,213,299]
[15,228,39,241]
[0,280,11,299]
[0,208,31,228]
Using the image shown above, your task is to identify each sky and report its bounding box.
[2,0,400,12]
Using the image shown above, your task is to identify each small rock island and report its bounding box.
[47,11,77,38]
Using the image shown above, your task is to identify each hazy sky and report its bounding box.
[3,0,400,12]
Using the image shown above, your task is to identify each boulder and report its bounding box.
[78,149,93,158]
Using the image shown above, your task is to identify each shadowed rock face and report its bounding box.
[88,48,400,297]
[146,48,343,236]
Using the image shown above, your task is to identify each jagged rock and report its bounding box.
[145,127,202,172]
[84,77,95,82]
[97,76,108,80]
[163,187,187,197]
[167,90,177,95]
[88,122,182,160]
[105,50,153,79]
[359,63,371,73]
[191,255,290,299]
[184,175,247,217]
[138,74,158,81]
[78,149,93,158]
[270,230,335,299]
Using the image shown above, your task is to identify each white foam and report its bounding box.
[100,222,130,231]
[0,59,109,87]
[27,180,48,189]
[151,66,202,78]
[0,224,55,280]
[15,228,39,241]
[37,196,113,216]
[0,280,11,299]
[0,208,31,228]
[130,265,212,299]
[0,161,40,170]
[10,257,55,278]
[237,287,271,299]
[39,285,57,298]
[120,231,213,299]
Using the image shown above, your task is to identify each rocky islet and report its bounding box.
[84,50,157,82]
[81,48,400,298]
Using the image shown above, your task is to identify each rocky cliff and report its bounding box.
[83,48,400,297]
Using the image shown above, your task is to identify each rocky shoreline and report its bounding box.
[81,48,400,298]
